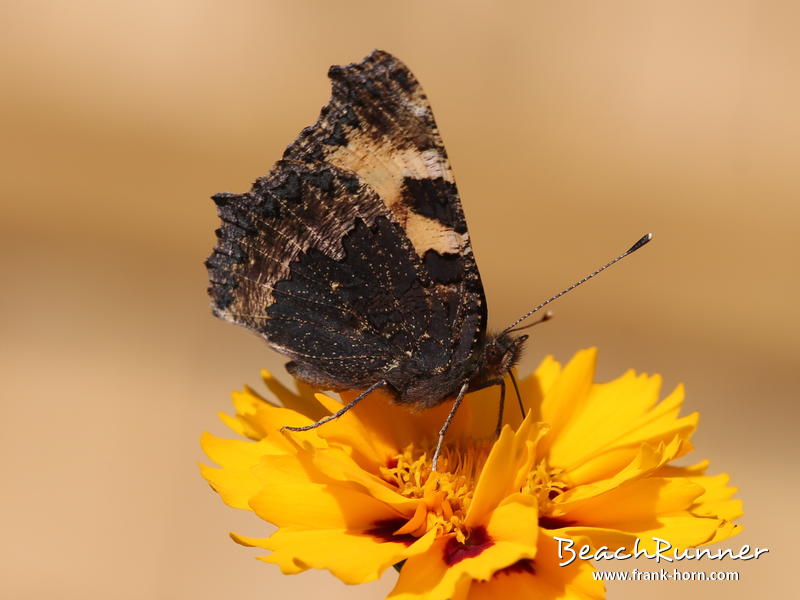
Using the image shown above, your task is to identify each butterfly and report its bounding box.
[206,50,650,469]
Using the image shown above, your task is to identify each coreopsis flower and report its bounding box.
[201,348,742,599]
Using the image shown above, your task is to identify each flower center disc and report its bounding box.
[380,442,490,542]
[380,442,568,542]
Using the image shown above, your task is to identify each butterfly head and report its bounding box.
[469,332,528,390]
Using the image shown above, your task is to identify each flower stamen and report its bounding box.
[380,442,491,542]
[523,458,568,516]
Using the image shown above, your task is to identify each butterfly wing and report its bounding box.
[206,50,486,401]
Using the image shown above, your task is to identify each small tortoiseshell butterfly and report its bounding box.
[206,50,650,468]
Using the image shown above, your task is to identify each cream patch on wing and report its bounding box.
[403,211,465,255]
[324,134,461,256]
[326,133,453,206]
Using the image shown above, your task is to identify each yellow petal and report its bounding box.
[530,355,564,399]
[543,364,698,484]
[467,533,604,600]
[316,384,483,462]
[201,432,270,467]
[218,410,256,439]
[556,515,723,554]
[656,459,708,477]
[545,370,660,469]
[555,477,704,525]
[465,412,544,527]
[655,466,743,522]
[200,433,281,509]
[470,358,563,438]
[394,502,429,536]
[224,386,334,450]
[486,494,539,548]
[538,349,597,455]
[460,384,506,440]
[309,446,420,513]
[609,383,695,445]
[224,387,273,440]
[261,369,329,420]
[556,436,687,506]
[388,495,538,600]
[396,390,477,446]
[310,390,403,468]
[260,525,437,584]
[390,531,538,600]
[200,464,262,510]
[688,473,742,517]
[249,453,405,529]
[547,475,733,551]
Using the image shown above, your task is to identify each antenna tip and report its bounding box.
[627,233,653,254]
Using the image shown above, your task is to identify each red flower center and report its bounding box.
[365,518,417,546]
[443,526,494,565]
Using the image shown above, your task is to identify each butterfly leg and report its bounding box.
[281,379,387,432]
[494,378,506,438]
[432,381,470,471]
[508,369,525,417]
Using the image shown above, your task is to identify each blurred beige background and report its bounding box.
[1,1,797,598]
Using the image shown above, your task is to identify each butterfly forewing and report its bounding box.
[206,50,487,405]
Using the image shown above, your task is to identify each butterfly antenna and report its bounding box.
[501,233,653,335]
[504,310,554,334]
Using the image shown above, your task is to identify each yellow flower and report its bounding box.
[201,349,742,599]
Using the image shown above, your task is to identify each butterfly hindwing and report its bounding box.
[207,50,487,404]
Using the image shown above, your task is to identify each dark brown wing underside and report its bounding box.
[206,50,487,396]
